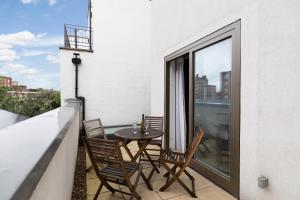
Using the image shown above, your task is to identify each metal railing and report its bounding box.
[64,24,93,51]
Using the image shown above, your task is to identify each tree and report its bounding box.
[0,87,61,117]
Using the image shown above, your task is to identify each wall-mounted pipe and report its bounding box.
[72,53,85,123]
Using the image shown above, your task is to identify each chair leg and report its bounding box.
[86,165,93,173]
[160,163,178,191]
[163,165,176,177]
[99,177,115,194]
[93,182,103,200]
[159,147,162,168]
[160,163,197,198]
[166,166,176,184]
[130,166,143,200]
[184,169,195,193]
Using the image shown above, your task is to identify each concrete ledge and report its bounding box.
[0,103,80,200]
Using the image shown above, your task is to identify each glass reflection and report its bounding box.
[194,38,232,177]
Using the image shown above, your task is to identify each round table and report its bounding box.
[115,127,164,190]
[115,127,163,141]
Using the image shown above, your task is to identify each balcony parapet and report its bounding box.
[61,24,93,51]
[0,101,80,200]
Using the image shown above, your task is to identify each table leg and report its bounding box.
[141,171,153,190]
[133,140,149,161]
[119,139,155,190]
[121,142,134,161]
[142,148,160,173]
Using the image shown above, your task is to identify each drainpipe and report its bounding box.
[72,53,86,126]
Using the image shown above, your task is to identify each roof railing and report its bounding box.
[63,24,93,51]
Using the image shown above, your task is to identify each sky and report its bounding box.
[0,0,89,90]
[195,38,232,92]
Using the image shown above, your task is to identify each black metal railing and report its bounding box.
[64,24,93,51]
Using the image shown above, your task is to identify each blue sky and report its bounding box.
[0,0,88,90]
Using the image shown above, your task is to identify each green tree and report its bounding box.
[0,87,61,117]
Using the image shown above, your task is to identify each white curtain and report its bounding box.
[169,57,186,153]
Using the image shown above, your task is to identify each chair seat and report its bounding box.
[99,161,138,180]
[161,150,185,164]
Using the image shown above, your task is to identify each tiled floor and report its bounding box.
[86,142,236,200]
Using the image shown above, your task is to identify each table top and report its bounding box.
[115,127,163,141]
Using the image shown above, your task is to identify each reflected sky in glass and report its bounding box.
[194,38,232,92]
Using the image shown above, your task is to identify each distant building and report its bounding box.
[13,85,27,92]
[0,76,12,88]
[12,81,18,86]
[220,71,231,98]
[195,75,216,99]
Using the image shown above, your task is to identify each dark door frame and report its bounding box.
[164,20,241,198]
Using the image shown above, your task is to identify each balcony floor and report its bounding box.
[86,141,236,200]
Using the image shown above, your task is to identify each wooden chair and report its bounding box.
[83,118,107,139]
[140,116,163,168]
[85,137,143,200]
[159,129,204,198]
[83,118,108,172]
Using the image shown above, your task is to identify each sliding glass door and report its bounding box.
[164,21,240,198]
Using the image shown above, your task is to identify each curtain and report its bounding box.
[169,57,186,153]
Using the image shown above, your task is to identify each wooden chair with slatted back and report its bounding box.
[83,118,107,139]
[85,137,143,200]
[139,116,163,168]
[83,118,108,172]
[159,129,205,198]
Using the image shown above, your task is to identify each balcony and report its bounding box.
[0,101,236,200]
[86,141,236,200]
[62,24,93,52]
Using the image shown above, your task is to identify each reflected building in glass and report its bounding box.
[220,71,231,99]
[194,75,216,99]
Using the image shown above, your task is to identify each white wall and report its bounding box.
[30,111,79,200]
[60,0,151,126]
[150,0,300,200]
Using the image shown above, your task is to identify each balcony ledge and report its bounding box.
[59,47,94,53]
[0,103,80,200]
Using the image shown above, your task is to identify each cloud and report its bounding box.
[29,35,63,48]
[20,0,58,7]
[0,31,62,48]
[0,31,62,62]
[37,32,48,38]
[47,54,60,64]
[21,49,49,57]
[48,0,57,6]
[0,49,19,62]
[0,63,39,79]
[0,31,36,47]
[20,0,38,4]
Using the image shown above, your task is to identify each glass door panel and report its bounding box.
[194,38,232,177]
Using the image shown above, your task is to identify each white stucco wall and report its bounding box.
[150,0,300,200]
[60,0,151,126]
[60,0,300,199]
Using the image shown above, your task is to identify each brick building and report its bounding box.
[0,76,12,88]
[194,74,216,99]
